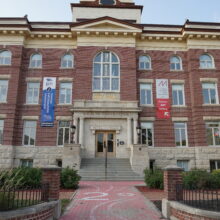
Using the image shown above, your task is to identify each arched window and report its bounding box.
[61,53,74,68]
[200,54,214,69]
[29,53,42,68]
[0,50,12,65]
[139,55,151,70]
[93,51,120,92]
[170,56,182,70]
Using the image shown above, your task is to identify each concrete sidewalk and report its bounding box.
[60,181,163,220]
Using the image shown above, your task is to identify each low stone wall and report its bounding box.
[169,201,220,220]
[0,200,61,220]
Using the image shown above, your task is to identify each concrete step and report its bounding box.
[79,158,142,181]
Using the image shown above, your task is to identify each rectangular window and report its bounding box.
[177,160,189,171]
[174,122,188,147]
[210,160,220,171]
[0,120,4,145]
[172,84,185,106]
[141,122,153,146]
[206,122,220,146]
[202,83,218,104]
[58,121,70,146]
[26,82,40,104]
[0,80,8,103]
[20,159,33,168]
[140,84,152,105]
[23,121,37,146]
[59,83,72,104]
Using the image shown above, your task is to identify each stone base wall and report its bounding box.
[130,146,220,175]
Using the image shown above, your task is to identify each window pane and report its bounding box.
[175,129,181,146]
[103,78,110,90]
[93,78,101,90]
[172,90,178,105]
[94,53,101,62]
[112,78,119,91]
[214,128,220,145]
[103,52,110,62]
[141,129,147,144]
[203,89,209,104]
[181,129,186,146]
[147,129,153,146]
[103,64,110,76]
[210,89,217,104]
[64,128,70,144]
[112,54,118,63]
[58,128,63,146]
[112,64,119,76]
[94,63,101,76]
[178,90,184,105]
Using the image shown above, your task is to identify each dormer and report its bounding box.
[71,0,142,23]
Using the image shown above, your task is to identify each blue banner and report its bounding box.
[41,77,56,127]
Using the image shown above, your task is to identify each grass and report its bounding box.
[61,199,71,213]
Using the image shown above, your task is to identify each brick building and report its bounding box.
[0,0,220,174]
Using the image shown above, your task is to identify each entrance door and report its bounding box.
[96,131,115,158]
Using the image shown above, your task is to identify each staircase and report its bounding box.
[79,158,143,181]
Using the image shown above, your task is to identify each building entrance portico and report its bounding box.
[71,100,141,159]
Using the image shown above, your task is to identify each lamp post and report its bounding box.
[70,125,76,144]
[136,125,141,144]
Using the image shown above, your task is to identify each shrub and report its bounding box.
[0,168,42,188]
[61,167,81,189]
[182,169,214,189]
[0,191,14,211]
[211,169,220,189]
[144,168,163,189]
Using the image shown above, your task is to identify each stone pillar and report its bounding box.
[41,166,61,201]
[133,118,138,144]
[127,117,132,146]
[163,165,183,201]
[74,117,79,144]
[79,117,84,146]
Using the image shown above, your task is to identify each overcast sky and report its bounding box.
[0,0,220,25]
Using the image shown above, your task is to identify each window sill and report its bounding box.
[203,104,220,107]
[59,67,74,70]
[24,103,40,106]
[0,102,7,104]
[176,146,189,148]
[138,69,152,71]
[28,67,42,70]
[93,91,120,93]
[170,69,184,72]
[140,104,154,107]
[172,105,187,108]
[199,67,216,70]
[22,145,35,147]
[0,64,11,67]
[57,103,72,106]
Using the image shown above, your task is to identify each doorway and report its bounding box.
[95,131,116,158]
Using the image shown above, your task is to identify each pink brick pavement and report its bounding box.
[60,181,163,220]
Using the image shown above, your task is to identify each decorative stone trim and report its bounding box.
[203,116,220,121]
[90,126,121,134]
[200,78,218,83]
[138,79,154,83]
[0,114,6,119]
[140,117,155,121]
[22,116,39,120]
[170,79,185,84]
[25,77,42,82]
[56,116,72,121]
[58,77,73,82]
[0,74,11,79]
[172,117,188,122]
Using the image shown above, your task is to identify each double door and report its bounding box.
[96,131,115,158]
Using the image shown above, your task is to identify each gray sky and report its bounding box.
[0,0,220,24]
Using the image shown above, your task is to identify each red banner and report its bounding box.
[156,99,170,119]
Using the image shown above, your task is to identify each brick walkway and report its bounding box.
[60,181,163,220]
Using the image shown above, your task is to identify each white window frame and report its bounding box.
[57,121,71,146]
[0,120,4,145]
[59,82,72,104]
[140,83,153,106]
[139,55,151,70]
[26,82,40,104]
[93,51,120,92]
[140,122,154,147]
[206,122,220,146]
[172,84,185,106]
[0,50,12,65]
[0,80,8,103]
[29,53,42,69]
[174,122,188,147]
[20,159,33,168]
[61,54,74,69]
[177,160,189,171]
[23,121,37,146]
[199,54,215,69]
[170,56,182,71]
[202,83,219,105]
